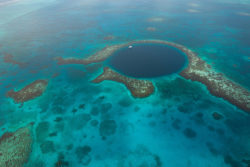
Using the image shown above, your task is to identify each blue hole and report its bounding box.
[107,43,187,78]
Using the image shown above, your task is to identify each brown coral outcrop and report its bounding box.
[7,79,48,103]
[3,54,26,68]
[92,67,154,98]
[0,123,33,167]
[55,44,127,65]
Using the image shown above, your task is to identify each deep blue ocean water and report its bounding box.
[107,43,186,78]
[0,0,249,167]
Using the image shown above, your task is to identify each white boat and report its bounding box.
[128,45,133,48]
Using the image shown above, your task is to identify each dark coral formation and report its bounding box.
[99,119,117,137]
[90,120,99,127]
[118,97,133,107]
[0,123,33,167]
[212,112,224,120]
[75,145,92,166]
[78,104,85,109]
[36,121,50,142]
[101,103,112,113]
[224,155,242,167]
[92,67,154,98]
[183,128,197,138]
[40,140,55,154]
[6,79,48,103]
[242,159,250,167]
[70,113,91,130]
[55,153,69,167]
[118,145,162,167]
[2,54,26,68]
[206,142,219,156]
[172,119,181,130]
[55,39,250,111]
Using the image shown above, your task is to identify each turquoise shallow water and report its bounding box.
[0,0,250,166]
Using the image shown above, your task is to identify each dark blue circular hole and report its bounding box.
[106,43,187,78]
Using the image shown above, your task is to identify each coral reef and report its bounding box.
[55,44,127,65]
[55,39,250,112]
[75,145,92,166]
[0,123,33,167]
[6,79,48,103]
[90,120,99,127]
[40,141,55,154]
[69,113,91,130]
[212,112,224,120]
[242,159,250,167]
[92,67,154,98]
[177,42,250,112]
[99,119,117,137]
[55,153,69,167]
[2,54,26,68]
[183,128,197,138]
[117,145,162,167]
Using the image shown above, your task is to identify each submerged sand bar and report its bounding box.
[56,40,250,112]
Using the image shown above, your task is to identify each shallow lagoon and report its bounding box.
[0,0,250,167]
